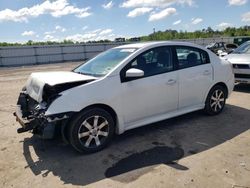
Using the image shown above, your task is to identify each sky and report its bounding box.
[0,0,249,43]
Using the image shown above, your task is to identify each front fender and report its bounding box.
[44,77,125,134]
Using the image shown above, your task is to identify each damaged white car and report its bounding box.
[14,41,234,153]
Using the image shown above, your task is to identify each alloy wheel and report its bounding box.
[210,89,225,112]
[78,116,109,148]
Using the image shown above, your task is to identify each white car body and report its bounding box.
[14,41,234,152]
[21,42,234,133]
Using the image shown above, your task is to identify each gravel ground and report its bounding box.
[0,62,250,188]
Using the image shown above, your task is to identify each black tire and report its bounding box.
[204,85,227,115]
[68,108,115,153]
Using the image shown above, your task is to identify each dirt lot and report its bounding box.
[0,62,250,188]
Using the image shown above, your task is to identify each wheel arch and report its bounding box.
[80,103,118,126]
[212,82,229,98]
[61,103,119,144]
[204,82,229,105]
[68,103,120,135]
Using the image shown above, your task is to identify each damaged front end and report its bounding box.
[14,76,95,139]
[14,87,70,139]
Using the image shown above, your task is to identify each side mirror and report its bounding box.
[125,68,144,78]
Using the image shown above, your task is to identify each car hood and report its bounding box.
[224,54,250,64]
[25,71,96,103]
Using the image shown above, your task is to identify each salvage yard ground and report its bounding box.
[0,62,250,188]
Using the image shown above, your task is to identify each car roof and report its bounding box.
[115,41,166,49]
[114,41,205,50]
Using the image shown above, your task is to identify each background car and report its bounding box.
[206,42,238,56]
[14,41,234,153]
[223,41,250,84]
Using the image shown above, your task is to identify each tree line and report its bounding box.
[141,26,250,41]
[0,26,249,46]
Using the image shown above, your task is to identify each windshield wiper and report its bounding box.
[76,71,104,77]
[232,51,241,54]
[76,71,93,76]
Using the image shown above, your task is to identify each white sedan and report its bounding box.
[14,41,234,153]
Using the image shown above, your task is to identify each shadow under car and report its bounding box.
[22,104,250,186]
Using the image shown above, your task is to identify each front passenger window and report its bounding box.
[130,47,173,77]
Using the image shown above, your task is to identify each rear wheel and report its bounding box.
[204,85,227,115]
[69,108,115,153]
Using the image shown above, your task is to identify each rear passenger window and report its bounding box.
[176,46,210,69]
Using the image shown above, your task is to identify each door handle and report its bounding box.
[203,70,211,75]
[166,79,176,85]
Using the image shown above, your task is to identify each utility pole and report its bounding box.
[153,28,156,40]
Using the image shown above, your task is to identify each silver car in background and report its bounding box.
[224,41,250,84]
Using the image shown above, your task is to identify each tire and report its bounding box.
[68,108,115,153]
[204,85,227,115]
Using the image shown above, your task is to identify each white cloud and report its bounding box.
[191,17,203,24]
[21,31,35,36]
[51,5,91,18]
[65,28,116,42]
[217,22,232,30]
[44,31,56,35]
[0,0,92,23]
[44,34,56,41]
[121,0,194,8]
[92,29,102,33]
[228,0,248,6]
[55,25,66,32]
[127,7,153,17]
[99,29,113,35]
[148,7,176,21]
[44,25,66,36]
[42,28,116,42]
[173,19,181,25]
[82,26,89,31]
[242,11,250,22]
[102,1,114,9]
[108,34,115,37]
[66,33,97,42]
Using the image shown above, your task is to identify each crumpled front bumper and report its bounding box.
[14,104,57,139]
[14,91,68,139]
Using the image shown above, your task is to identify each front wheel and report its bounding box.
[204,85,227,115]
[68,108,115,153]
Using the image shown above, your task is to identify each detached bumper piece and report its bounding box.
[13,106,34,133]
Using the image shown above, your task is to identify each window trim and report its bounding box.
[173,45,211,70]
[120,46,177,83]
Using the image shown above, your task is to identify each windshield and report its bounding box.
[74,48,137,76]
[206,43,216,48]
[233,42,250,54]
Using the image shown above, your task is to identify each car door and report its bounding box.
[119,46,178,126]
[175,46,213,109]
